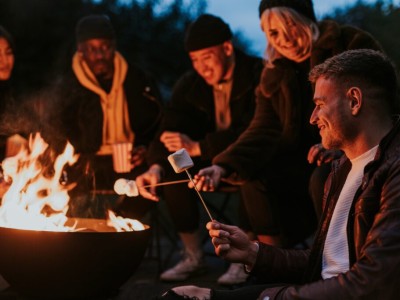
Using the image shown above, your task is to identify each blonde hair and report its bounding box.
[260,7,319,67]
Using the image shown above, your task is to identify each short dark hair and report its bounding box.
[0,25,15,51]
[309,49,399,113]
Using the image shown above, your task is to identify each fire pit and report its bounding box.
[0,134,152,298]
[0,217,151,299]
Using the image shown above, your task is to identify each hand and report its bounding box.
[189,165,226,192]
[167,286,211,300]
[131,145,146,168]
[135,164,163,201]
[307,143,342,166]
[206,220,257,266]
[160,131,201,156]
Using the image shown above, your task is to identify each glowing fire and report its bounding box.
[107,210,145,231]
[0,133,145,232]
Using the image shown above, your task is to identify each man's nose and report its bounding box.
[310,108,318,125]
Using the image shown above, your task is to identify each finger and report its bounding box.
[212,236,230,247]
[206,220,221,230]
[215,244,230,256]
[138,187,159,201]
[209,228,229,239]
[217,222,239,235]
[160,131,179,143]
[207,178,215,191]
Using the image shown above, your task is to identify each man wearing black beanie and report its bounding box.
[136,14,263,285]
[54,14,162,220]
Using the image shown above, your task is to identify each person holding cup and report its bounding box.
[54,15,162,219]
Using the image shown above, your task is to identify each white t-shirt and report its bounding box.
[322,145,378,279]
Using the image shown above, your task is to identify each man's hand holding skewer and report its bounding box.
[207,220,259,268]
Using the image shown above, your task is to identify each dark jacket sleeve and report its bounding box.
[124,65,163,148]
[213,59,309,181]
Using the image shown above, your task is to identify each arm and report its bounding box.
[259,161,400,299]
[207,220,309,283]
[213,60,313,181]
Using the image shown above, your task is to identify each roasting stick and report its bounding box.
[168,148,214,221]
[140,178,189,188]
[185,169,214,221]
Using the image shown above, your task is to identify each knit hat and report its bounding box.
[75,14,115,43]
[184,14,233,52]
[258,0,317,22]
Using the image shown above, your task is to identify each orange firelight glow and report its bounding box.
[0,133,145,232]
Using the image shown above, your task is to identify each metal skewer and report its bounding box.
[185,170,214,221]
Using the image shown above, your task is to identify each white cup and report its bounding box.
[111,142,133,173]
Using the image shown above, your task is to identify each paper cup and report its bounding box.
[112,143,133,173]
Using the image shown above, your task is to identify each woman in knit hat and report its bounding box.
[158,0,384,299]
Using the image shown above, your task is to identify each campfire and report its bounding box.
[0,133,150,299]
[0,132,145,232]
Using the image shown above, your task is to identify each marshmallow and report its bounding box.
[168,148,194,173]
[113,178,139,197]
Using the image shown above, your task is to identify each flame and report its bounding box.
[107,210,145,231]
[0,133,77,231]
[0,133,145,232]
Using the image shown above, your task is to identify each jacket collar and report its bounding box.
[187,49,259,106]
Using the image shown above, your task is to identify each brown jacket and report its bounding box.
[253,118,400,299]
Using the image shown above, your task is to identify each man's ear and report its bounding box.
[223,41,234,56]
[347,87,362,116]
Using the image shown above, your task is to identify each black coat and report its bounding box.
[58,63,162,154]
[147,49,263,171]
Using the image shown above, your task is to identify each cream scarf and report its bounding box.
[72,51,134,155]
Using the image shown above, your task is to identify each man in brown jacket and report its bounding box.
[159,49,400,300]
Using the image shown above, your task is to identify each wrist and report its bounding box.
[149,164,164,176]
[244,241,259,273]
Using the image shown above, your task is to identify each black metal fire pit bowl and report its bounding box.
[0,218,151,299]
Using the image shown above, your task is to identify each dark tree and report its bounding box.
[0,0,207,95]
[322,0,400,69]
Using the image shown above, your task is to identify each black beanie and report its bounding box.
[75,14,115,43]
[184,14,233,52]
[258,0,317,22]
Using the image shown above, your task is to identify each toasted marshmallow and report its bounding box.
[168,148,194,173]
[114,178,139,197]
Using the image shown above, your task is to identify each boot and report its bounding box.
[217,263,249,285]
[160,232,206,281]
